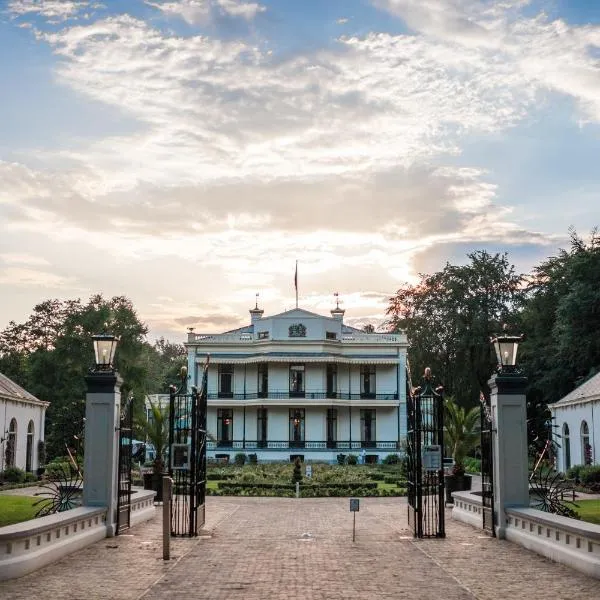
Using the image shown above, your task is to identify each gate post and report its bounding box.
[489,372,528,539]
[83,370,122,537]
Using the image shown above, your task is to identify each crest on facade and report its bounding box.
[288,323,307,337]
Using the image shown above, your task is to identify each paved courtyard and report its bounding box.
[1,497,598,600]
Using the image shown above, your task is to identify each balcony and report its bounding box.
[207,391,399,401]
[206,440,400,451]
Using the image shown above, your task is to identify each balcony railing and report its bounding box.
[207,440,399,451]
[208,391,398,401]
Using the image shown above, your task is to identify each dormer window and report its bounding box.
[326,331,337,340]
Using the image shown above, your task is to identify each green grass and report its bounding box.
[569,499,600,525]
[0,496,39,528]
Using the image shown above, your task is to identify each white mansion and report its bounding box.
[185,305,408,462]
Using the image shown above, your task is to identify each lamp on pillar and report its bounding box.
[490,329,523,375]
[91,334,119,372]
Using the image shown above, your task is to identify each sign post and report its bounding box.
[350,498,359,542]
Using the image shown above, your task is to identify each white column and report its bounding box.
[490,373,529,539]
[83,372,122,537]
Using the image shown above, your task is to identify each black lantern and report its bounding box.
[91,334,119,371]
[490,331,522,374]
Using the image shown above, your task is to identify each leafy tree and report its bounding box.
[387,250,523,406]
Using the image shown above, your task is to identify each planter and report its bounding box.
[444,474,472,503]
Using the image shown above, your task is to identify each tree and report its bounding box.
[387,250,523,406]
[444,397,480,476]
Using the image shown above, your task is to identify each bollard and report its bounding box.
[162,476,173,560]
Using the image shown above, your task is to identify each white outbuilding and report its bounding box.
[0,372,49,474]
[549,371,600,473]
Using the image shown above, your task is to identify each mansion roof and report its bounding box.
[0,372,49,406]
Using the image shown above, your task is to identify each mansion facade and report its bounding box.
[185,305,408,462]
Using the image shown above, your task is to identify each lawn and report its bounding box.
[0,496,39,528]
[570,499,600,525]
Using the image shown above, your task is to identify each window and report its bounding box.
[360,409,376,448]
[582,420,592,465]
[217,409,233,446]
[258,363,268,398]
[257,408,268,448]
[360,365,376,398]
[26,421,34,473]
[326,364,337,398]
[289,365,305,397]
[327,409,337,449]
[218,365,234,398]
[289,409,305,448]
[326,331,337,340]
[6,418,17,468]
[563,423,571,471]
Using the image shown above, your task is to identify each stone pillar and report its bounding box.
[83,371,122,537]
[490,373,529,539]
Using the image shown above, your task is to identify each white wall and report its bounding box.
[0,398,47,472]
[552,401,599,472]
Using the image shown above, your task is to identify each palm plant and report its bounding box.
[444,396,480,476]
[140,399,168,475]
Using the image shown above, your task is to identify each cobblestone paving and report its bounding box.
[1,497,598,600]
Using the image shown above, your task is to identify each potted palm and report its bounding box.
[140,398,169,501]
[444,397,480,503]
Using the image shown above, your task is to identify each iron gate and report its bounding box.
[407,366,445,538]
[480,392,495,535]
[168,360,208,537]
[116,393,133,534]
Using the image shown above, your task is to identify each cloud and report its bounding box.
[7,0,99,22]
[0,267,76,288]
[146,0,265,24]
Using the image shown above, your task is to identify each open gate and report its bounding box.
[116,394,133,534]
[480,392,495,535]
[407,365,445,538]
[168,360,208,537]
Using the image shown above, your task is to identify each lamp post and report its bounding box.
[84,332,123,536]
[488,328,528,539]
[490,331,523,374]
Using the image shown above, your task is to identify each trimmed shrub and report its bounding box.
[1,466,26,483]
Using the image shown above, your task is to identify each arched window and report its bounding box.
[6,418,17,468]
[563,423,571,471]
[581,421,592,465]
[26,421,35,472]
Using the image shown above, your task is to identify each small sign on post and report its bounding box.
[350,498,359,542]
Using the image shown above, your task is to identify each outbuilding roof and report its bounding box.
[550,371,600,408]
[0,372,49,406]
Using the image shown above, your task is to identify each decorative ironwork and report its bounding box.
[168,359,208,536]
[529,468,578,518]
[288,324,306,337]
[480,391,495,535]
[34,464,83,517]
[116,393,133,534]
[406,365,445,538]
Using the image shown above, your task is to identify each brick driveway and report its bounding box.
[1,497,598,599]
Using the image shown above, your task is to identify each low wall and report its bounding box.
[505,507,600,580]
[0,488,156,581]
[451,491,484,529]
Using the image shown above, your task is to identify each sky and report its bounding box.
[1,0,599,340]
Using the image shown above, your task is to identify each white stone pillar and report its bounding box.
[83,372,122,537]
[490,373,529,539]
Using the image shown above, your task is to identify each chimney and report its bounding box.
[330,307,345,322]
[250,307,264,325]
